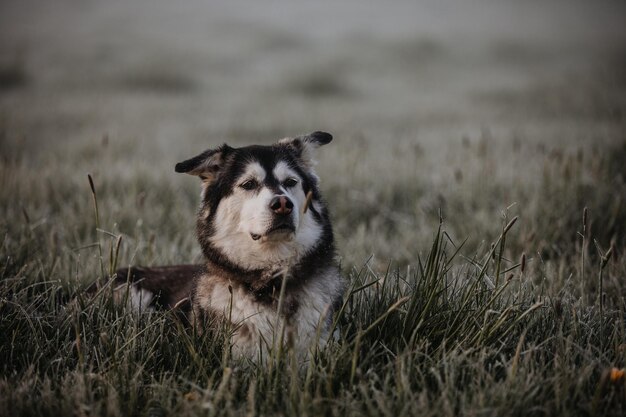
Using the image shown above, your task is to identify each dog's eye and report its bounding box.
[240,179,258,191]
[283,178,298,188]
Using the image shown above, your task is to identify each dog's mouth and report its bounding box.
[250,223,296,241]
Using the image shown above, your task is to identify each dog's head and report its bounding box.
[176,131,333,271]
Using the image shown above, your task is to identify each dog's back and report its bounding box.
[88,264,202,311]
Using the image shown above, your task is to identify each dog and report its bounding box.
[97,131,344,359]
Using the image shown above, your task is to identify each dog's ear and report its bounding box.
[175,145,231,183]
[279,131,332,168]
[301,131,333,147]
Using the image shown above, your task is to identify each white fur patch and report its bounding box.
[290,266,343,350]
[272,161,295,184]
[114,285,154,312]
[239,161,266,184]
[130,287,154,311]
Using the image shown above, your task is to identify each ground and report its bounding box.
[1,1,626,416]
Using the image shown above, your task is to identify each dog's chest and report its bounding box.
[194,274,334,355]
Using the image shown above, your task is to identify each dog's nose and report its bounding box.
[270,195,293,215]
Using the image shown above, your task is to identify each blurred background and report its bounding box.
[1,0,625,273]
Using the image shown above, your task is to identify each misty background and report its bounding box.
[1,0,625,266]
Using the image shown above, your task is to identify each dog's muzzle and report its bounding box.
[250,195,296,241]
[250,221,296,241]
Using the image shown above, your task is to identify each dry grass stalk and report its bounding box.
[303,190,313,213]
[88,173,105,279]
[503,216,518,234]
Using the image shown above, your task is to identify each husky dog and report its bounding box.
[101,131,344,359]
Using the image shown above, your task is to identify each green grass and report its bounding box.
[1,142,625,416]
[1,114,626,417]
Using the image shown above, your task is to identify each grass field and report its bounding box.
[2,1,626,416]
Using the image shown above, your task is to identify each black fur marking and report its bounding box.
[241,274,301,319]
[305,131,333,146]
[175,149,216,173]
[175,144,233,177]
[200,237,266,281]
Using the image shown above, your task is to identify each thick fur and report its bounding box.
[97,132,344,359]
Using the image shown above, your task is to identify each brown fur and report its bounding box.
[88,264,203,310]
